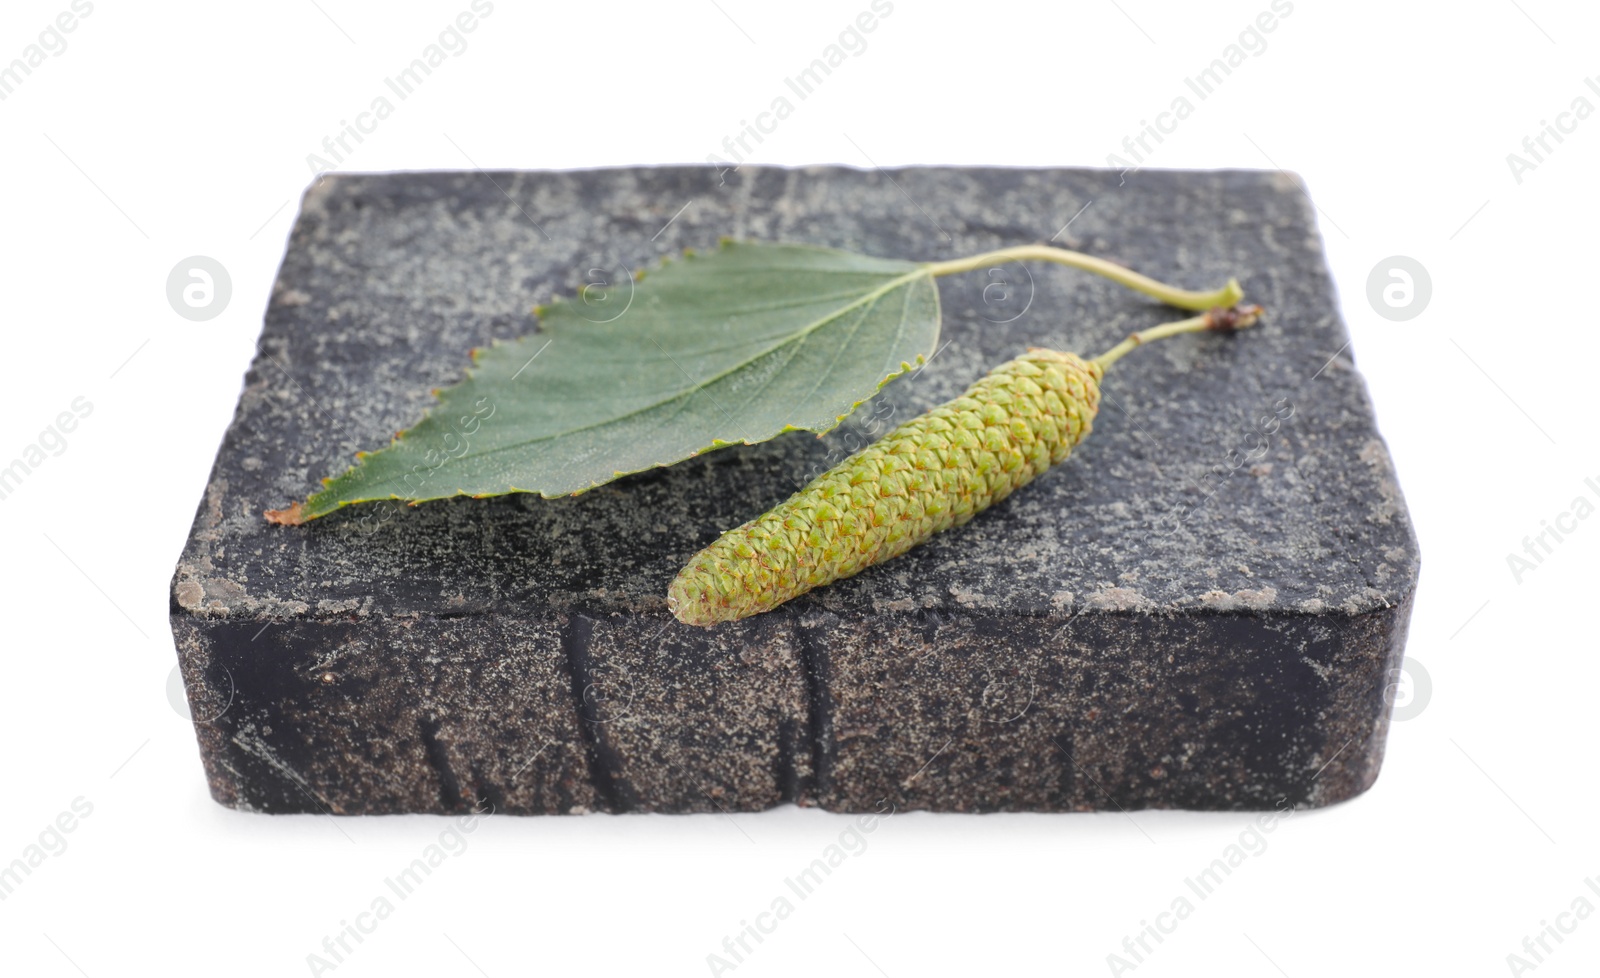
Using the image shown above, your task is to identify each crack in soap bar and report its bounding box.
[169,165,1419,815]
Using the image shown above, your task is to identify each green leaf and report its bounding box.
[271,240,941,523]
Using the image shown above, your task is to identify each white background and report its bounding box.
[1,1,1596,976]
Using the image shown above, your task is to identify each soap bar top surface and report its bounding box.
[172,166,1417,623]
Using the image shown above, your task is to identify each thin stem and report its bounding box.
[1091,304,1264,371]
[923,245,1242,312]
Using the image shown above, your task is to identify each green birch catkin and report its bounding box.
[667,305,1262,626]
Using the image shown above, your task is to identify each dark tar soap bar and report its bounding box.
[170,165,1419,815]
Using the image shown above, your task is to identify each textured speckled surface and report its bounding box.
[170,165,1419,814]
